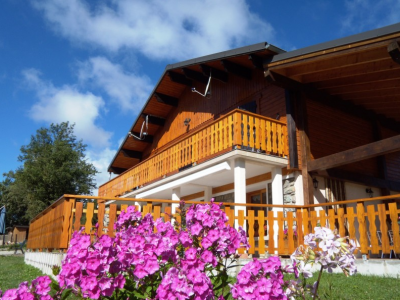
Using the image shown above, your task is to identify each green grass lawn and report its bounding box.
[0,255,45,291]
[0,255,399,299]
[285,272,400,300]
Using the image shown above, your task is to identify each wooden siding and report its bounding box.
[144,71,285,160]
[305,99,378,177]
[27,194,400,258]
[380,126,400,182]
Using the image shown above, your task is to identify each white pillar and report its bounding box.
[234,158,246,229]
[294,171,304,205]
[204,186,213,202]
[271,167,283,252]
[171,187,181,215]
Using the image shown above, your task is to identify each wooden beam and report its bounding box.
[372,121,390,196]
[141,114,166,126]
[129,132,153,143]
[182,68,209,84]
[285,89,299,169]
[200,64,229,83]
[297,93,314,205]
[167,71,192,86]
[319,169,400,192]
[121,149,142,160]
[154,92,178,107]
[109,167,127,175]
[308,135,400,172]
[221,59,252,80]
[388,40,400,65]
[248,54,264,69]
[299,58,398,84]
[265,70,400,133]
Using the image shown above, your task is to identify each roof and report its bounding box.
[270,22,400,64]
[266,22,400,131]
[105,41,284,176]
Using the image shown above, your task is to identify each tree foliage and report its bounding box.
[0,122,98,226]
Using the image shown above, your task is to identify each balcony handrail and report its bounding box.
[27,193,400,257]
[99,109,287,189]
[63,193,400,209]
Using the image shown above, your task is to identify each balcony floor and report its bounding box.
[122,149,287,201]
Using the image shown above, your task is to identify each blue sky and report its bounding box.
[1,0,399,193]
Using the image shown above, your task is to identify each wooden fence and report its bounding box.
[98,109,288,197]
[27,194,400,257]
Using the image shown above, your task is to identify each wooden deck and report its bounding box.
[27,194,400,257]
[98,109,288,197]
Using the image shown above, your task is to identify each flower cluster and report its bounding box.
[230,256,290,300]
[0,202,358,300]
[58,231,125,299]
[0,276,52,300]
[291,226,357,277]
[287,226,357,298]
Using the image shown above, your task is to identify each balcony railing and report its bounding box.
[99,109,288,197]
[27,194,400,258]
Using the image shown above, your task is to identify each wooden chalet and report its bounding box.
[99,23,400,209]
[26,23,400,259]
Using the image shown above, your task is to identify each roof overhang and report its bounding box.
[265,22,400,130]
[105,42,285,179]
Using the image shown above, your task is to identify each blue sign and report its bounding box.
[0,206,5,235]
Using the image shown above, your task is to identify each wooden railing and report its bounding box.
[98,109,288,197]
[27,196,74,250]
[27,194,400,257]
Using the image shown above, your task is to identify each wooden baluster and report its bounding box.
[357,203,368,254]
[377,204,390,255]
[154,205,161,221]
[248,210,255,254]
[238,210,245,254]
[328,209,336,231]
[319,209,327,228]
[277,211,285,254]
[296,209,304,245]
[266,121,271,152]
[310,210,318,229]
[268,210,275,254]
[74,202,83,232]
[287,211,295,254]
[346,207,356,242]
[367,205,379,255]
[243,114,248,148]
[164,206,172,223]
[258,210,265,254]
[337,208,346,237]
[97,203,105,237]
[85,202,94,235]
[108,204,117,237]
[388,203,400,253]
[272,122,277,153]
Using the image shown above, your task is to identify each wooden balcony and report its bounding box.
[99,109,288,197]
[27,194,400,258]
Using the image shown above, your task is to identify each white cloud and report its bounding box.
[342,0,400,34]
[22,68,113,148]
[78,57,152,111]
[86,147,117,194]
[31,0,275,61]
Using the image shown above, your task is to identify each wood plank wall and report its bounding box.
[142,70,286,160]
[380,126,400,182]
[305,99,378,177]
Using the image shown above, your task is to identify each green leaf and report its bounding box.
[61,289,73,300]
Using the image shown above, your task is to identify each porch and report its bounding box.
[27,194,400,258]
